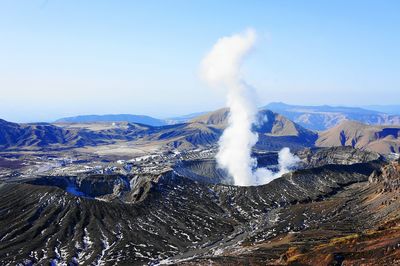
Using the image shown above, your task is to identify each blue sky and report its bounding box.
[1,0,399,122]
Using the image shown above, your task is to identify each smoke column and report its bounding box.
[201,29,299,186]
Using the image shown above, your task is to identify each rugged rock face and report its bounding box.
[173,147,381,186]
[369,159,400,188]
[26,173,159,204]
[27,175,126,199]
[283,160,400,266]
[297,146,382,168]
[173,159,229,184]
[0,173,236,265]
[0,147,388,265]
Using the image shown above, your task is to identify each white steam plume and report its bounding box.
[254,148,300,185]
[201,29,299,186]
[200,29,258,186]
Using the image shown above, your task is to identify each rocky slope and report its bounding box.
[0,147,388,265]
[178,157,400,265]
[284,159,400,265]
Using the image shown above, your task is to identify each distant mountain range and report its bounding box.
[0,109,317,152]
[55,114,167,126]
[54,103,400,132]
[264,102,400,131]
[165,111,209,124]
[0,119,107,150]
[54,112,211,126]
[2,105,400,154]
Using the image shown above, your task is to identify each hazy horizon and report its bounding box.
[1,0,400,122]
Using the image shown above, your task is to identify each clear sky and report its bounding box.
[1,0,399,122]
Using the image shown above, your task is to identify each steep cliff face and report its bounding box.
[297,146,382,168]
[26,173,159,203]
[369,159,400,185]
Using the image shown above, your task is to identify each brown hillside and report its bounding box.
[316,120,400,154]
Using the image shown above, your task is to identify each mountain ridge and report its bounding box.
[0,109,317,152]
[53,103,400,131]
[264,102,400,131]
[55,114,167,126]
[316,120,400,154]
[2,109,400,155]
